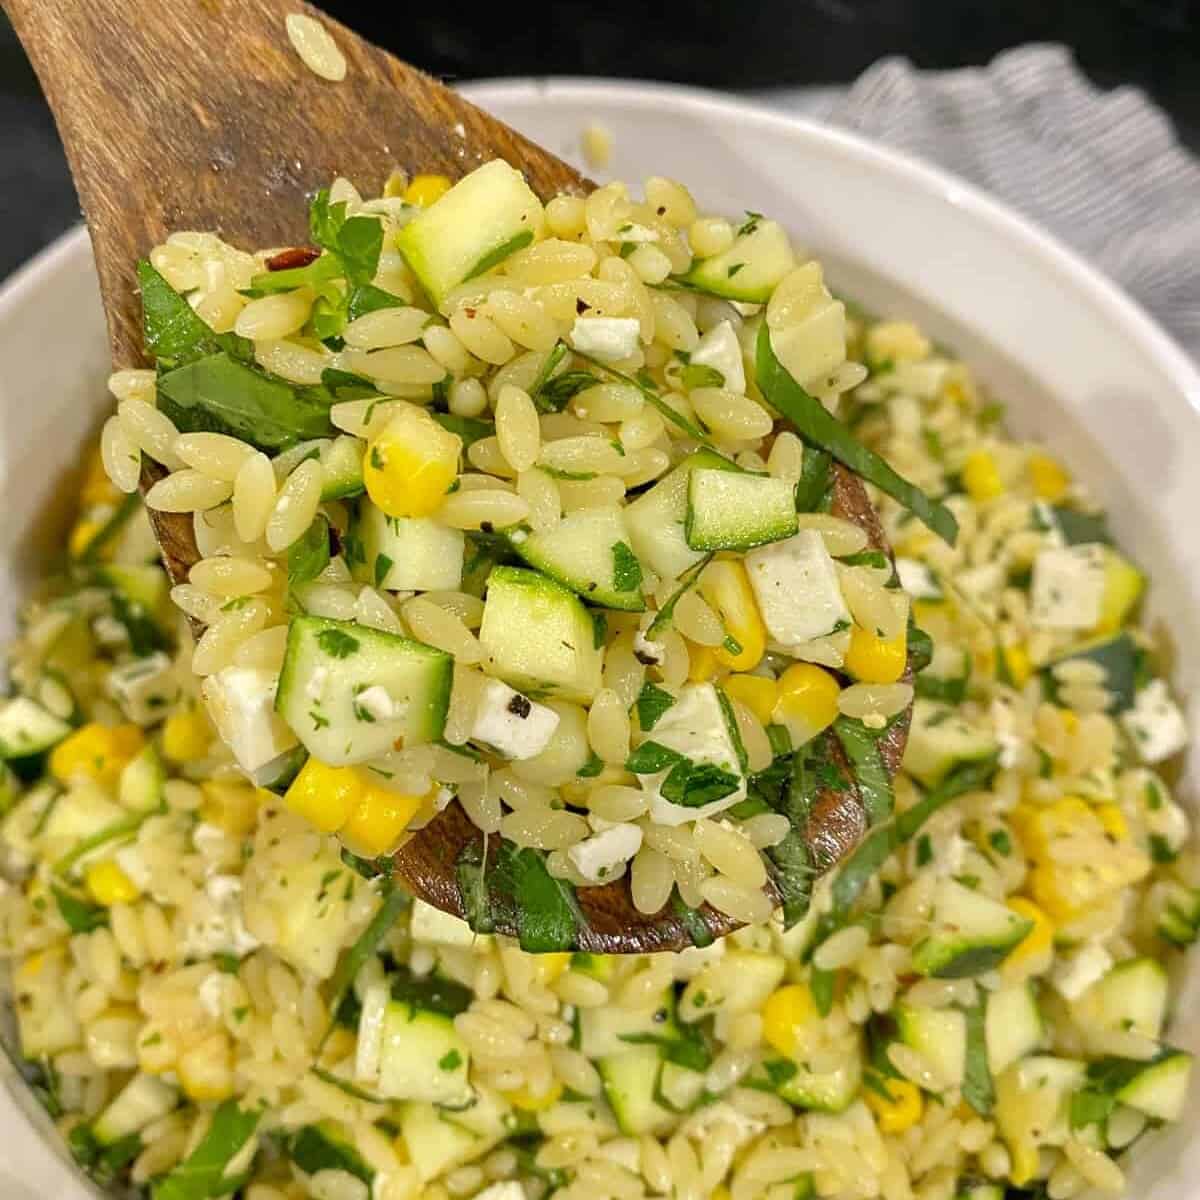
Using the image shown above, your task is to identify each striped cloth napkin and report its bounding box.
[769,45,1200,360]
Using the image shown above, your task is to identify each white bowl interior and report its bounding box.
[3,78,1200,1197]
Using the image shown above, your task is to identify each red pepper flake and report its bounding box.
[266,246,320,271]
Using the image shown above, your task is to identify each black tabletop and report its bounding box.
[2,1,1197,284]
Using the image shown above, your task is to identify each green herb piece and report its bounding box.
[915,835,933,866]
[456,840,584,952]
[320,367,380,401]
[152,1099,262,1200]
[52,886,108,933]
[987,829,1012,857]
[390,964,473,1018]
[347,283,409,323]
[464,230,535,281]
[315,628,360,658]
[671,894,715,947]
[247,253,343,296]
[156,352,335,453]
[895,754,1000,841]
[373,553,394,589]
[961,998,994,1115]
[309,189,384,287]
[646,554,713,637]
[793,445,833,513]
[576,751,605,778]
[323,886,410,1041]
[736,211,764,237]
[681,363,725,390]
[138,261,252,367]
[288,515,331,586]
[756,324,957,545]
[438,1049,463,1071]
[833,717,893,825]
[625,740,685,774]
[636,682,676,731]
[110,590,169,657]
[214,953,241,975]
[660,760,741,808]
[288,1124,373,1185]
[432,412,492,447]
[54,810,150,878]
[809,966,835,1016]
[611,541,643,593]
[591,609,608,650]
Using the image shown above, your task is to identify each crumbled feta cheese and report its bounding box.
[354,684,396,722]
[1030,544,1107,630]
[990,697,1025,769]
[106,652,180,725]
[895,557,942,600]
[670,938,726,981]
[181,874,260,959]
[681,1100,767,1146]
[201,666,298,775]
[689,320,746,394]
[1052,943,1114,1001]
[197,972,225,1019]
[569,316,642,362]
[567,823,643,883]
[192,822,229,856]
[639,683,746,825]
[470,678,560,760]
[633,628,665,665]
[745,530,851,649]
[1122,680,1189,765]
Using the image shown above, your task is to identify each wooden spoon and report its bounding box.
[5,0,910,952]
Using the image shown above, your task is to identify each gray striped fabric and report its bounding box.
[767,45,1200,360]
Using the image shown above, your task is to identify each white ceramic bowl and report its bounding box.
[3,78,1199,1198]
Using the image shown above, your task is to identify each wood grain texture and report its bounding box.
[4,0,910,951]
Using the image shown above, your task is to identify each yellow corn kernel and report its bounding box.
[1095,803,1128,842]
[199,781,260,837]
[711,1189,732,1200]
[84,861,140,907]
[761,983,818,1059]
[686,639,721,683]
[68,520,103,560]
[1010,797,1098,861]
[1008,1138,1041,1188]
[383,168,409,199]
[161,708,214,763]
[701,561,766,672]
[17,950,48,981]
[1060,709,1079,735]
[1029,851,1150,923]
[285,758,365,834]
[721,674,779,727]
[774,663,840,747]
[1003,641,1033,687]
[1002,897,1055,979]
[1027,452,1070,502]
[340,785,425,858]
[536,953,572,985]
[364,406,462,519]
[864,1076,924,1134]
[81,446,120,507]
[912,599,945,624]
[843,625,907,685]
[962,450,1004,502]
[50,723,145,786]
[503,1079,564,1112]
[177,1033,235,1102]
[403,174,453,208]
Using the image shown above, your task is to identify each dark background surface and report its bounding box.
[2,1,1198,283]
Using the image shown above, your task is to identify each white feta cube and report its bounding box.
[689,319,746,394]
[1122,680,1189,764]
[633,627,665,665]
[1030,544,1107,631]
[745,530,850,649]
[106,652,180,725]
[197,972,226,1019]
[470,678,561,760]
[201,666,298,776]
[639,683,746,826]
[895,557,942,600]
[1051,943,1114,1001]
[180,874,260,959]
[567,822,644,883]
[569,316,642,362]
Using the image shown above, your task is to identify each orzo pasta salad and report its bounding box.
[96,162,960,941]
[0,164,1194,1200]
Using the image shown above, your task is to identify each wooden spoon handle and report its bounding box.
[1,0,585,367]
